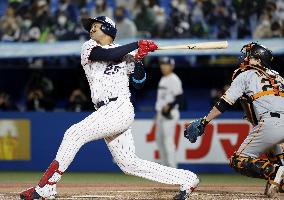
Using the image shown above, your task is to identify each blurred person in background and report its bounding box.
[18,13,34,42]
[151,7,170,38]
[0,91,18,111]
[270,21,283,38]
[115,0,136,17]
[0,6,20,41]
[134,0,156,37]
[155,57,183,168]
[114,6,137,40]
[266,0,278,21]
[190,0,208,38]
[232,0,265,38]
[55,0,78,23]
[65,88,92,112]
[26,71,54,96]
[74,8,90,41]
[275,0,284,21]
[168,0,190,38]
[253,12,273,38]
[207,1,236,39]
[89,0,113,19]
[25,88,55,111]
[29,0,54,42]
[25,71,55,111]
[52,11,77,41]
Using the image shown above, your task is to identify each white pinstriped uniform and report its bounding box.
[222,68,284,158]
[51,39,198,192]
[81,39,135,105]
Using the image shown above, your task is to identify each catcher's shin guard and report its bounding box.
[229,154,276,180]
[35,160,63,198]
[265,148,284,195]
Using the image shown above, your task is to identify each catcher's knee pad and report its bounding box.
[230,154,276,180]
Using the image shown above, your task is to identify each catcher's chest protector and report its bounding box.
[233,65,284,125]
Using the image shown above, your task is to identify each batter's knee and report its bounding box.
[230,153,276,180]
[65,124,77,135]
[115,154,141,175]
[63,124,82,141]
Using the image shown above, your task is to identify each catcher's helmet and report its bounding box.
[240,42,273,68]
[81,16,117,39]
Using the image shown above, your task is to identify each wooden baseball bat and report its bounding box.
[157,41,228,50]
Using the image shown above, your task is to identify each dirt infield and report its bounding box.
[0,182,283,200]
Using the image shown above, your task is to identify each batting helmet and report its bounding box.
[81,16,117,39]
[241,42,273,68]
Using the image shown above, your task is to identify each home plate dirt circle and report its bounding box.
[0,183,283,200]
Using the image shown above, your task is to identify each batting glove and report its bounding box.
[134,40,158,60]
[138,40,158,52]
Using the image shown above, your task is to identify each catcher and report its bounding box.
[184,42,284,198]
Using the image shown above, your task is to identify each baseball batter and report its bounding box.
[184,42,284,198]
[155,57,183,168]
[20,16,199,200]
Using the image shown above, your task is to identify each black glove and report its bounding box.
[131,61,146,89]
[161,105,172,119]
[184,118,208,143]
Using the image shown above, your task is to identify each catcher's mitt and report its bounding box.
[184,118,208,143]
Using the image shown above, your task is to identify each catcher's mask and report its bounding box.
[239,42,273,69]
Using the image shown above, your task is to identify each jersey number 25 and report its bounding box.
[104,64,121,75]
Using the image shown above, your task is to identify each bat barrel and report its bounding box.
[157,41,228,50]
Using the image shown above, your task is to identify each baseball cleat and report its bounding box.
[173,190,188,200]
[173,186,198,200]
[20,187,45,200]
[266,166,284,197]
[265,177,284,195]
[173,177,199,200]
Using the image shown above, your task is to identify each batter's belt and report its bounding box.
[95,97,118,109]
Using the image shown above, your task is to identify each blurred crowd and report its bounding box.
[0,0,284,42]
[0,70,94,112]
[0,0,284,112]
